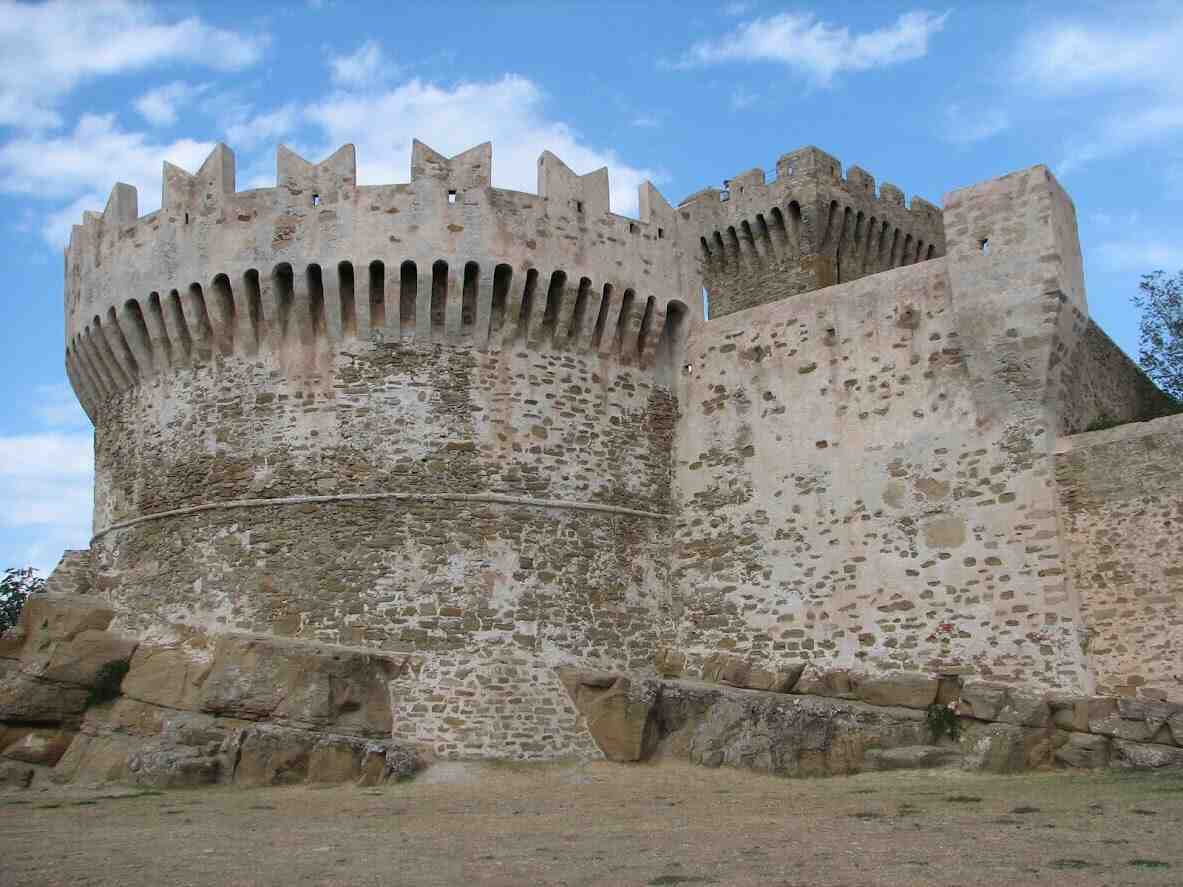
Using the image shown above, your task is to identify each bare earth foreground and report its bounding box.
[2,762,1182,887]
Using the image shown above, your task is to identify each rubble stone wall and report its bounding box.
[668,166,1096,694]
[1055,414,1183,702]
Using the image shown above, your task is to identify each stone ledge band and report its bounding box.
[91,490,672,540]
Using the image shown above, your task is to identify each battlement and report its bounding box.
[676,146,945,317]
[63,141,697,418]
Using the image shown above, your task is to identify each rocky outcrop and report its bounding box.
[0,596,425,790]
[559,670,660,762]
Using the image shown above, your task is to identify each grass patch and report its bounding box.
[1050,859,1094,870]
[849,811,883,821]
[945,795,982,804]
[1011,805,1040,814]
[1129,859,1170,869]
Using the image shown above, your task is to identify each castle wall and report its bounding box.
[92,339,676,759]
[680,146,945,318]
[668,165,1097,693]
[1059,318,1176,434]
[1055,414,1183,702]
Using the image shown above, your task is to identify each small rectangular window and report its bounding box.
[312,193,321,206]
[658,228,665,239]
[448,190,457,204]
[576,200,584,213]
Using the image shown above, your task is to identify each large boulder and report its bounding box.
[958,722,1053,773]
[231,725,421,787]
[1111,739,1183,770]
[559,670,660,762]
[120,631,214,710]
[198,634,406,737]
[1054,732,1110,769]
[0,661,91,723]
[699,653,803,693]
[1,594,115,661]
[657,680,929,778]
[855,672,939,710]
[0,727,75,766]
[793,667,858,700]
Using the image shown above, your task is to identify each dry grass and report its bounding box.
[2,762,1182,886]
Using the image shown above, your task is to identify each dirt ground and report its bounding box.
[2,761,1182,887]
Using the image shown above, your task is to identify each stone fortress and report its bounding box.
[1,136,1181,788]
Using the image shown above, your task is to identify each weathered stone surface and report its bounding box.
[0,761,36,788]
[656,680,929,778]
[855,672,939,710]
[1055,732,1110,768]
[2,595,115,661]
[1048,695,1091,732]
[960,723,1045,775]
[793,667,857,700]
[996,687,1051,728]
[32,630,138,688]
[700,654,802,693]
[0,663,91,723]
[654,649,686,678]
[559,670,659,762]
[864,745,963,771]
[1111,739,1183,770]
[232,725,421,787]
[121,634,213,710]
[199,634,402,737]
[959,681,1010,721]
[0,728,75,766]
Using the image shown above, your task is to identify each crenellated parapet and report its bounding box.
[676,145,946,318]
[63,141,698,419]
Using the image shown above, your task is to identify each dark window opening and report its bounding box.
[312,193,321,206]
[448,190,457,204]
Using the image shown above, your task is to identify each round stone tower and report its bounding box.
[64,140,697,758]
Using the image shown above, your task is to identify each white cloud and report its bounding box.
[941,104,1010,146]
[1095,238,1183,273]
[224,103,301,151]
[135,81,207,127]
[0,385,93,574]
[730,87,759,111]
[675,9,948,84]
[0,114,214,246]
[1009,12,1183,175]
[307,75,661,215]
[1059,103,1183,175]
[0,0,267,130]
[330,40,393,88]
[1013,16,1183,97]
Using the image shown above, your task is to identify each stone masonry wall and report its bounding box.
[91,339,677,759]
[1055,414,1183,702]
[667,166,1099,695]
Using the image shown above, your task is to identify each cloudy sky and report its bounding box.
[1,0,1180,575]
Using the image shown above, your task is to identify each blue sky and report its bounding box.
[1,0,1181,574]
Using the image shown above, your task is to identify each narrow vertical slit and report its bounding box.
[542,270,566,336]
[591,283,613,350]
[490,264,512,335]
[243,271,262,351]
[430,260,448,332]
[273,263,294,343]
[399,261,416,337]
[568,277,591,341]
[517,268,539,339]
[307,264,325,342]
[210,274,236,355]
[107,307,140,379]
[148,292,173,365]
[167,289,193,359]
[637,295,656,358]
[123,299,154,371]
[369,260,385,332]
[462,261,479,328]
[613,288,635,353]
[338,262,357,337]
